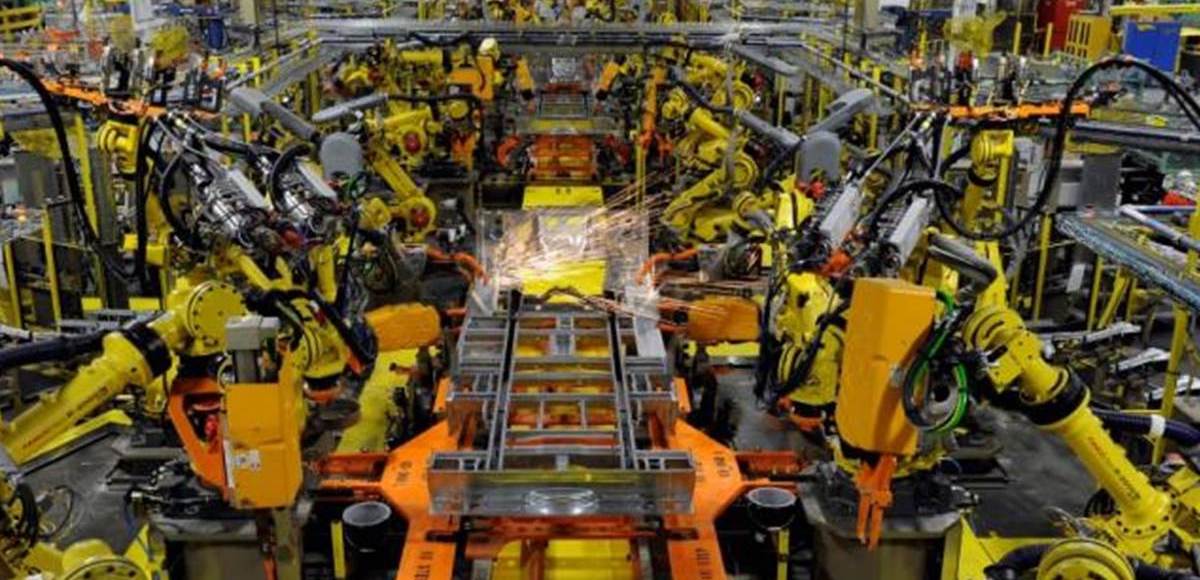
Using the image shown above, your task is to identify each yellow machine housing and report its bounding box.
[222,367,305,510]
[835,278,936,456]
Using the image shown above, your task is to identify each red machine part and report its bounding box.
[1037,0,1086,50]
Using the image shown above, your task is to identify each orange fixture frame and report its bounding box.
[317,414,796,579]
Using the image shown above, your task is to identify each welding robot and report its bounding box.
[804,229,1200,579]
[0,95,380,578]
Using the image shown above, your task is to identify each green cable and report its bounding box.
[902,288,968,432]
[929,364,970,435]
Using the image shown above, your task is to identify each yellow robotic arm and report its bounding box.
[964,305,1189,569]
[0,281,245,466]
[659,99,758,242]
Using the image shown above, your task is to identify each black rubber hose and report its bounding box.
[0,330,105,375]
[984,544,1052,580]
[12,482,38,546]
[667,78,734,116]
[132,121,154,284]
[155,153,204,250]
[863,179,929,237]
[758,141,803,190]
[937,143,971,179]
[201,132,257,157]
[410,31,469,47]
[0,58,129,282]
[1093,408,1200,447]
[308,290,376,370]
[268,142,312,203]
[334,217,358,316]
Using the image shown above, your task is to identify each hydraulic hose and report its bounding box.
[757,141,803,190]
[984,539,1200,580]
[1093,408,1200,447]
[0,58,129,283]
[201,132,258,157]
[0,330,105,375]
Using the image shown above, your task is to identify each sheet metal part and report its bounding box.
[432,298,691,516]
[1058,212,1200,311]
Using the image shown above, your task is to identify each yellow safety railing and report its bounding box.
[0,4,41,37]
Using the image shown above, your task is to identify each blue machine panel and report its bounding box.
[1124,20,1182,71]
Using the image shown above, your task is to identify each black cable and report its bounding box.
[335,216,359,316]
[307,290,376,370]
[1093,407,1200,447]
[268,142,311,203]
[945,56,1200,241]
[410,31,469,47]
[937,143,971,179]
[984,544,1052,580]
[132,120,154,284]
[0,58,130,283]
[753,274,786,400]
[200,132,259,157]
[667,78,734,116]
[155,152,205,250]
[757,141,803,190]
[1132,561,1200,580]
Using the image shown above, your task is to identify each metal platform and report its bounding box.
[430,292,692,516]
[1058,211,1200,311]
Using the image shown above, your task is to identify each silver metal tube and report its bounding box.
[1118,206,1200,255]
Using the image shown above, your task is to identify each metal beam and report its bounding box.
[1058,212,1200,312]
[1109,3,1200,15]
[1042,120,1200,155]
[312,17,828,47]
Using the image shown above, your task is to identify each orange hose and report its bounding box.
[427,246,489,283]
[636,247,698,284]
[451,252,489,283]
